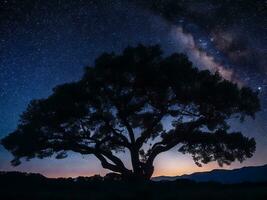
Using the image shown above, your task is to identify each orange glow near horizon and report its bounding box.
[5,159,265,179]
[152,151,217,177]
[2,146,266,179]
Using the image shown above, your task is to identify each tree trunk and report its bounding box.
[122,164,154,181]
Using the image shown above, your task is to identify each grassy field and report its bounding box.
[1,172,267,200]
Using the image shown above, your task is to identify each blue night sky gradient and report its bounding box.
[0,0,266,177]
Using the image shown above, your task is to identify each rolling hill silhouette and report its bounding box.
[152,164,267,183]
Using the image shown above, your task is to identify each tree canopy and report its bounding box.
[1,45,260,180]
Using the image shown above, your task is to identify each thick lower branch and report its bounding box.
[101,150,128,171]
[146,143,176,166]
[95,153,126,173]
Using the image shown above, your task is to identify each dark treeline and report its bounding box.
[0,171,267,200]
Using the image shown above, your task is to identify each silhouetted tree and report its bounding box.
[1,45,260,181]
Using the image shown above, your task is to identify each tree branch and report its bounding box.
[102,119,130,147]
[136,113,164,149]
[121,117,135,144]
[145,117,207,165]
[94,153,125,173]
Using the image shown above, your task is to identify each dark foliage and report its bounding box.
[1,44,260,180]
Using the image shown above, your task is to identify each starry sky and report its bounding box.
[0,0,267,178]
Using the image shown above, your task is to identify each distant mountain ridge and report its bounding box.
[1,164,267,184]
[152,164,267,183]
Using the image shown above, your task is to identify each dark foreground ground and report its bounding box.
[0,172,267,200]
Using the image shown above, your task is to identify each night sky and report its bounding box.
[0,0,267,178]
